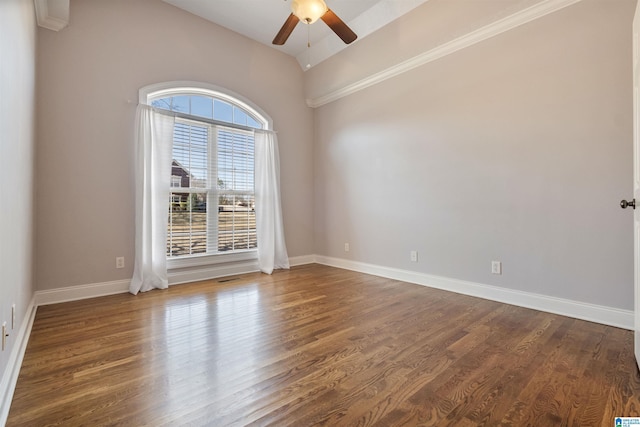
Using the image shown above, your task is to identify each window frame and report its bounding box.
[139,81,272,130]
[139,81,272,270]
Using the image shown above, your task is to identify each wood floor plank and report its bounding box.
[6,264,640,426]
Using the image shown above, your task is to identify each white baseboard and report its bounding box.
[169,255,318,284]
[34,263,261,306]
[32,255,316,306]
[35,279,131,306]
[0,296,37,426]
[168,260,260,285]
[314,255,634,330]
[289,255,316,266]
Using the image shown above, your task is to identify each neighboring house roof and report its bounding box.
[171,159,192,178]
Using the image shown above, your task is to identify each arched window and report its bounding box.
[140,82,272,261]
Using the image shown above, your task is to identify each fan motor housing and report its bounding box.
[291,0,328,24]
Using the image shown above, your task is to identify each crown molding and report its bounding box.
[34,0,69,32]
[295,0,429,70]
[306,0,583,108]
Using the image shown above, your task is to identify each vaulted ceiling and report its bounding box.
[35,0,578,74]
[160,0,429,69]
[35,0,429,69]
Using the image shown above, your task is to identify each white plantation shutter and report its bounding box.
[217,127,256,252]
[167,121,211,257]
[167,118,257,258]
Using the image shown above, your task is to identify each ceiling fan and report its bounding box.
[272,0,358,46]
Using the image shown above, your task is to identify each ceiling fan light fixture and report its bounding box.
[273,0,356,46]
[291,0,328,24]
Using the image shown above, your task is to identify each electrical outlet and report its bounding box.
[2,322,6,351]
[410,251,418,262]
[11,304,15,329]
[116,257,125,269]
[491,261,502,275]
[344,243,350,252]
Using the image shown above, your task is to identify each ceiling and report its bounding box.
[161,0,428,69]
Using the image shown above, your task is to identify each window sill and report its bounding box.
[167,250,258,270]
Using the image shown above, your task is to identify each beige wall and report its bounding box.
[313,0,635,309]
[0,0,36,397]
[35,0,314,290]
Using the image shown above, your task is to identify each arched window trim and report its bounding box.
[137,81,271,270]
[138,81,273,130]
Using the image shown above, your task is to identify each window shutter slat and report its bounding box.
[163,95,258,258]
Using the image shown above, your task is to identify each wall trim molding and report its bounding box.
[33,0,69,32]
[295,0,429,70]
[35,279,131,306]
[314,255,634,330]
[168,260,260,286]
[32,255,312,306]
[306,0,583,108]
[0,297,37,426]
[289,254,316,266]
[39,255,625,330]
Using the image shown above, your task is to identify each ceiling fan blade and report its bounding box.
[273,13,300,45]
[321,9,357,44]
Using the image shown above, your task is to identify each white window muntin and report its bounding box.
[170,117,256,258]
[140,81,272,130]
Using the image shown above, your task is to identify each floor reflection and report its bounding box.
[153,283,264,418]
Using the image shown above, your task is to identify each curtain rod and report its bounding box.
[138,103,271,133]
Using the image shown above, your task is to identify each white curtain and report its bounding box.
[130,105,175,295]
[255,130,290,274]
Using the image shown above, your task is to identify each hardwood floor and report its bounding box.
[7,264,640,426]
